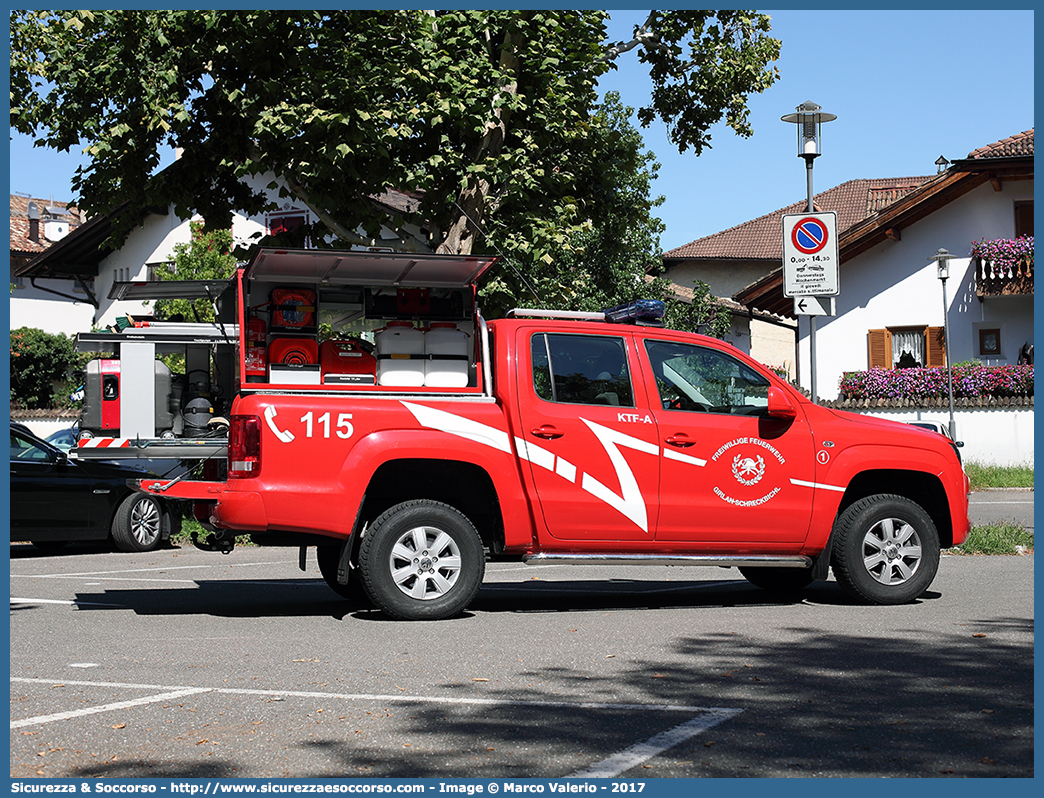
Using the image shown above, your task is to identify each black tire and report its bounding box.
[831,494,940,605]
[739,566,813,592]
[112,493,167,552]
[358,500,485,621]
[316,542,372,605]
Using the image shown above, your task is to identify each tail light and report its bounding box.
[229,415,261,478]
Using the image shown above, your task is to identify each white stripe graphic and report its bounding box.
[578,419,659,534]
[664,448,707,467]
[402,401,512,454]
[790,478,846,492]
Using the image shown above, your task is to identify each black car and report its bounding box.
[9,423,179,552]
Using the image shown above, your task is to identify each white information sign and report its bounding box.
[793,295,836,317]
[782,212,839,297]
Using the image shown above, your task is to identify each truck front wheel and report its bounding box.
[831,494,940,605]
[358,500,485,620]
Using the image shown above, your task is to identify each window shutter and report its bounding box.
[926,326,946,367]
[868,329,892,368]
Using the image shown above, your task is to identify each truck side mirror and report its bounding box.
[766,386,797,421]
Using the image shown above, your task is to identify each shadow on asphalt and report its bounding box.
[21,573,946,620]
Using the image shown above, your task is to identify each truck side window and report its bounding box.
[644,340,770,416]
[531,333,634,407]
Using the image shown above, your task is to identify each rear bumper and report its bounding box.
[137,478,268,531]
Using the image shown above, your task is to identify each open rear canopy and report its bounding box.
[243,248,499,289]
[107,279,235,301]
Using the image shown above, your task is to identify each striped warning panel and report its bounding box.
[77,438,132,448]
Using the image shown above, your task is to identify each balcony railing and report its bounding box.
[971,236,1034,298]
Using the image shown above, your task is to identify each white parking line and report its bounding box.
[11,687,211,729]
[9,561,289,580]
[567,708,743,778]
[10,597,125,607]
[11,677,741,774]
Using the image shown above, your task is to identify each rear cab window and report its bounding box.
[531,333,635,407]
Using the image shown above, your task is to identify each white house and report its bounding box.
[660,174,939,381]
[14,166,429,334]
[9,195,94,335]
[735,129,1033,399]
[13,173,320,330]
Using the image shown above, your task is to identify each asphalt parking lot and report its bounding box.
[9,542,1034,779]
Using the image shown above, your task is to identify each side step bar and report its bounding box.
[523,553,813,568]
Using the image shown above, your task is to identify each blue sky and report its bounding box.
[9,8,1035,253]
[598,8,1035,250]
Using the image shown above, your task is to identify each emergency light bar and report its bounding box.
[507,300,666,325]
[602,300,665,324]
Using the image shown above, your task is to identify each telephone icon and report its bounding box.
[264,406,295,443]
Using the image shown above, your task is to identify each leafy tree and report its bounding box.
[11,10,777,333]
[12,11,778,248]
[9,327,86,409]
[152,221,237,323]
[480,91,730,336]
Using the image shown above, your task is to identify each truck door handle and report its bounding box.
[531,425,563,440]
[665,434,695,448]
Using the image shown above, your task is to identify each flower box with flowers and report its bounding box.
[839,364,1033,401]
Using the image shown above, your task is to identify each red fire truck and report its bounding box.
[101,248,968,620]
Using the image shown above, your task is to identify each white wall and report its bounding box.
[92,173,289,328]
[10,279,95,335]
[797,180,1034,399]
[858,407,1033,467]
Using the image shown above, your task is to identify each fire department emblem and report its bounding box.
[732,453,766,486]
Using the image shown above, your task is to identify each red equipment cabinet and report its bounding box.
[320,339,377,385]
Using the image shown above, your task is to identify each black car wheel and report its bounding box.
[112,493,167,552]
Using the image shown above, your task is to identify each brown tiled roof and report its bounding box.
[9,195,81,256]
[733,129,1034,317]
[966,129,1033,160]
[662,177,933,262]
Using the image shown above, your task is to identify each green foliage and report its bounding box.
[964,462,1034,490]
[479,91,729,336]
[950,523,1033,555]
[10,9,780,284]
[153,221,237,322]
[9,327,88,409]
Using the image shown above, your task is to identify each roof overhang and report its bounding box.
[108,278,236,301]
[13,200,161,280]
[733,166,1028,317]
[244,247,499,289]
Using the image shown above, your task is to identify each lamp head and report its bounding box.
[781,101,837,158]
[931,248,955,280]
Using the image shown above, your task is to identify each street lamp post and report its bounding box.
[931,248,957,440]
[781,101,836,401]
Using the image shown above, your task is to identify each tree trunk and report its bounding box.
[437,24,522,254]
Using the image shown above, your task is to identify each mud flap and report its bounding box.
[811,533,835,581]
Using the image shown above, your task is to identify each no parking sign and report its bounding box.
[782,212,839,296]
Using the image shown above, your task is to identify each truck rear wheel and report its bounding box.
[358,500,485,620]
[316,542,372,606]
[831,494,940,605]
